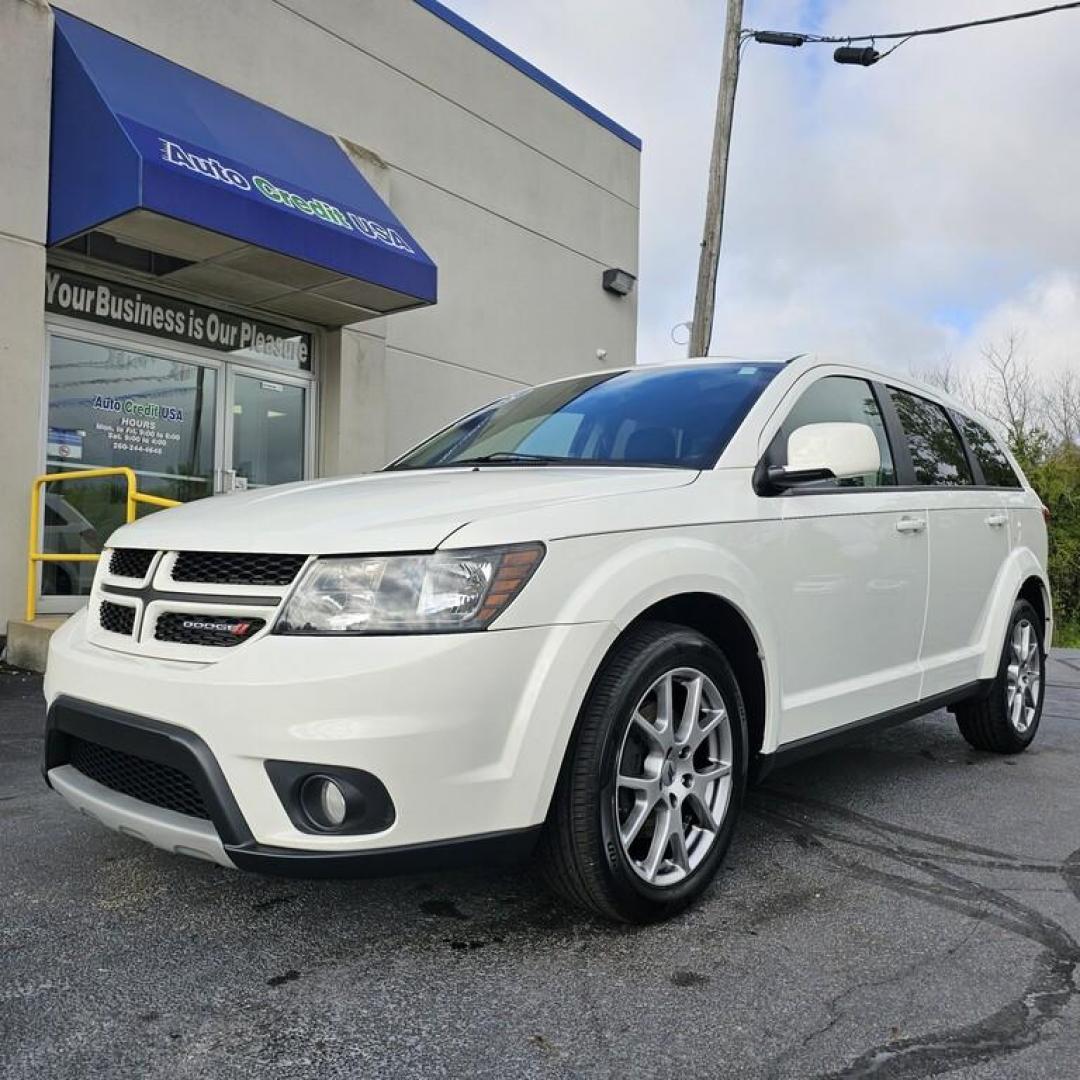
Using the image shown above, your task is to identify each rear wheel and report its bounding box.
[539,622,747,923]
[954,599,1045,754]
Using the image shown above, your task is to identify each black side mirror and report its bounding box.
[767,465,836,488]
[755,463,836,495]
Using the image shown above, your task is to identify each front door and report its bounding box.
[764,374,930,745]
[223,369,309,492]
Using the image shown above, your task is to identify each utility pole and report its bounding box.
[689,0,744,358]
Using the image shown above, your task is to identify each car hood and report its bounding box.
[107,467,698,554]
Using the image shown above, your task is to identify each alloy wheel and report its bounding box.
[1006,618,1041,734]
[614,667,733,887]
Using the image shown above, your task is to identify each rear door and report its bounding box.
[885,388,1011,698]
[764,374,930,745]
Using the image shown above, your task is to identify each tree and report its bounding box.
[909,356,964,397]
[1043,366,1080,448]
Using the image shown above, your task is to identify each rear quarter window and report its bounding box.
[958,416,1023,488]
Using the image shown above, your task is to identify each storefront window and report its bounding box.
[44,336,217,595]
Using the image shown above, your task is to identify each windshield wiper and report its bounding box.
[445,452,575,466]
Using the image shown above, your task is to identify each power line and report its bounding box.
[750,1,1080,49]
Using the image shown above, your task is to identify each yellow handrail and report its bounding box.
[26,466,181,622]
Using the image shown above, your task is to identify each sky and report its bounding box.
[446,0,1080,382]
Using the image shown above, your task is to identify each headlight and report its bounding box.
[275,543,545,635]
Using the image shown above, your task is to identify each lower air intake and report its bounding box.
[68,736,210,820]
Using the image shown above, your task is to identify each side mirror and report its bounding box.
[766,422,881,491]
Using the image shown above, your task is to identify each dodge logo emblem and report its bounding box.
[181,618,254,637]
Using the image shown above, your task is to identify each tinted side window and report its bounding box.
[889,389,974,486]
[776,376,896,487]
[959,416,1022,488]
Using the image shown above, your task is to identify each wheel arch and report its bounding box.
[978,549,1053,680]
[536,584,779,827]
[621,593,769,762]
[1017,575,1051,646]
[524,534,785,827]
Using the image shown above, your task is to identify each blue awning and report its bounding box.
[49,10,437,324]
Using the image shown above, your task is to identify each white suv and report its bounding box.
[44,357,1051,921]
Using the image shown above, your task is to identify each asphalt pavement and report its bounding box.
[3,652,1080,1079]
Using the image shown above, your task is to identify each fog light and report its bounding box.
[266,760,395,835]
[301,775,348,829]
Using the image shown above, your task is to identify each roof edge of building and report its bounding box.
[412,0,642,151]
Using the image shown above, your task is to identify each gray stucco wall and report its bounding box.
[1,0,53,629]
[0,0,640,627]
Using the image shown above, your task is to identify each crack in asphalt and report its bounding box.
[749,789,1080,1079]
[765,919,987,1080]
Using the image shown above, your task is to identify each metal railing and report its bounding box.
[26,466,181,622]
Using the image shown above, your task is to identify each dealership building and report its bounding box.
[0,0,640,657]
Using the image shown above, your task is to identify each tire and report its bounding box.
[539,621,748,923]
[954,599,1045,754]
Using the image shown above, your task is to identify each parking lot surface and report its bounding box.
[2,653,1079,1079]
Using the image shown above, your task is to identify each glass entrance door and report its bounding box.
[224,371,308,491]
[43,328,313,609]
[44,333,220,600]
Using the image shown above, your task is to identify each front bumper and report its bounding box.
[44,611,614,870]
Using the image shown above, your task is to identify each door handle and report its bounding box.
[985,513,1009,527]
[895,516,926,535]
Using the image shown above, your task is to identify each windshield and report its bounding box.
[387,364,785,471]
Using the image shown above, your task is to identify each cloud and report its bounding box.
[446,1,1080,384]
[951,272,1080,379]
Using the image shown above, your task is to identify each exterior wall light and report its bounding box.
[602,268,636,296]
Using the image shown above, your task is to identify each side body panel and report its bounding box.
[919,490,1012,698]
[775,492,928,743]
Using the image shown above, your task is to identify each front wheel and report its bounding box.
[954,599,1045,754]
[539,622,748,923]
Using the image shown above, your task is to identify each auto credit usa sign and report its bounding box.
[157,136,417,254]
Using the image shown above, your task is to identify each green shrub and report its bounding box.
[1016,443,1080,648]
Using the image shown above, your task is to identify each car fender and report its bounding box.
[977,546,1052,680]
[503,532,784,794]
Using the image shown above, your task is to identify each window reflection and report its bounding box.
[776,376,896,488]
[889,389,973,487]
[960,416,1022,488]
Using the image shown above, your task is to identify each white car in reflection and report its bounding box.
[44,356,1050,921]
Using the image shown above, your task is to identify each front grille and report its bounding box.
[68,736,209,820]
[172,551,306,587]
[154,612,266,647]
[109,548,155,579]
[99,600,136,636]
